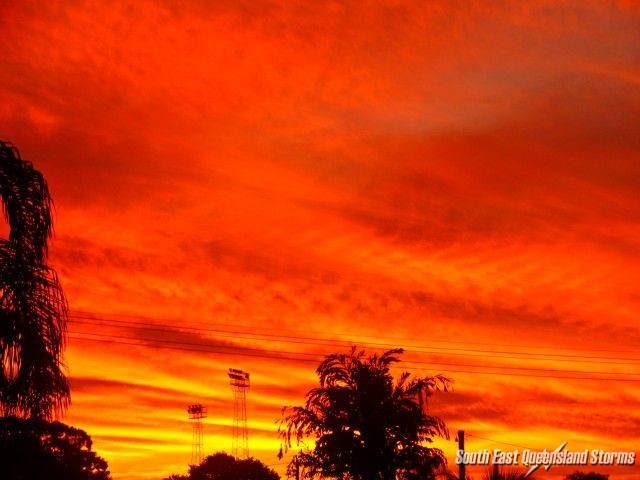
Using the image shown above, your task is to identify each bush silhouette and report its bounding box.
[164,452,280,480]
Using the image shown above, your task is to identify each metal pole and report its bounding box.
[458,430,465,480]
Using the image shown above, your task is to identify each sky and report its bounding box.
[1,1,639,479]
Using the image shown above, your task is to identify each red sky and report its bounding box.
[1,1,639,479]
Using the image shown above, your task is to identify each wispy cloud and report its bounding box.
[1,1,639,479]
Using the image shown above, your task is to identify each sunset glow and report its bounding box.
[1,1,639,479]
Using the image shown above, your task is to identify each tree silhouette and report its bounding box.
[482,466,531,480]
[164,452,280,480]
[0,416,111,480]
[0,140,69,419]
[564,472,608,480]
[438,466,533,480]
[279,347,451,480]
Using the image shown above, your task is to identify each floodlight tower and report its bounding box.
[228,368,250,458]
[187,404,207,465]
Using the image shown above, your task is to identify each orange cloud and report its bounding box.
[1,1,639,479]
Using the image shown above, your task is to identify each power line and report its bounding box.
[68,333,319,364]
[67,332,640,382]
[466,433,535,451]
[68,314,640,365]
[67,326,640,377]
[76,316,639,366]
[69,316,640,367]
[70,309,639,356]
[70,310,638,356]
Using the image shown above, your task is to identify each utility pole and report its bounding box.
[457,430,465,480]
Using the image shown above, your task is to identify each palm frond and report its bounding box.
[0,141,69,420]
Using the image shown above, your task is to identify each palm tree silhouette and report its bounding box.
[279,347,451,480]
[0,140,69,419]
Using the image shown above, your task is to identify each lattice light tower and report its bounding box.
[187,404,207,465]
[228,368,250,458]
